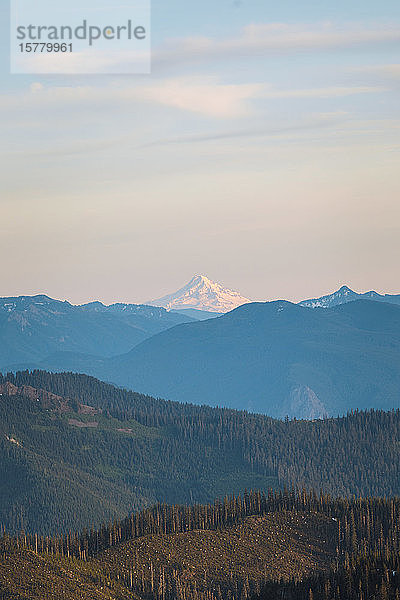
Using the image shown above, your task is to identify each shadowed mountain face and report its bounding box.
[172,308,223,320]
[98,299,400,417]
[3,297,400,419]
[0,295,194,367]
[300,284,400,308]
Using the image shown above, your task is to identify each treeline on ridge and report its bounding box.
[1,370,400,534]
[2,490,400,599]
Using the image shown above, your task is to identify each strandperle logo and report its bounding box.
[16,20,147,46]
[10,0,151,74]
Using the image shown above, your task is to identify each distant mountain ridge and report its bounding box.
[148,274,252,313]
[2,283,400,420]
[0,294,194,368]
[300,285,400,308]
[81,298,400,418]
[5,296,400,419]
[149,279,400,314]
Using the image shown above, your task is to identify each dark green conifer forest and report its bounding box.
[1,371,400,532]
[1,371,400,598]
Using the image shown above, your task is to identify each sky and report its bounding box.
[1,0,400,304]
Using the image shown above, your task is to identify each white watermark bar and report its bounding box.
[10,0,151,74]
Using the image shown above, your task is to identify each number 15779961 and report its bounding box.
[19,43,73,52]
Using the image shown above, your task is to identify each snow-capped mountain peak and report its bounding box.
[148,275,252,313]
[299,285,400,309]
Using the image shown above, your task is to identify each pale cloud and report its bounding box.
[0,77,261,118]
[2,21,396,121]
[1,14,399,304]
[13,22,400,75]
[128,81,382,117]
[0,78,385,120]
[260,86,386,99]
[140,111,351,147]
[143,82,384,118]
[154,23,400,67]
[353,64,400,79]
[14,49,150,75]
[133,78,261,117]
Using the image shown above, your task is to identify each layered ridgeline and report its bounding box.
[3,288,400,419]
[0,294,194,369]
[300,284,400,309]
[0,275,246,371]
[96,299,400,418]
[2,371,400,534]
[2,490,400,600]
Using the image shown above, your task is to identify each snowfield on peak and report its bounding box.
[299,285,400,309]
[148,275,252,313]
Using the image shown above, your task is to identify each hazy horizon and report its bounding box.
[1,0,399,305]
[1,276,399,307]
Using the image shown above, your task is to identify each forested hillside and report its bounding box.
[2,371,400,535]
[2,491,400,600]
